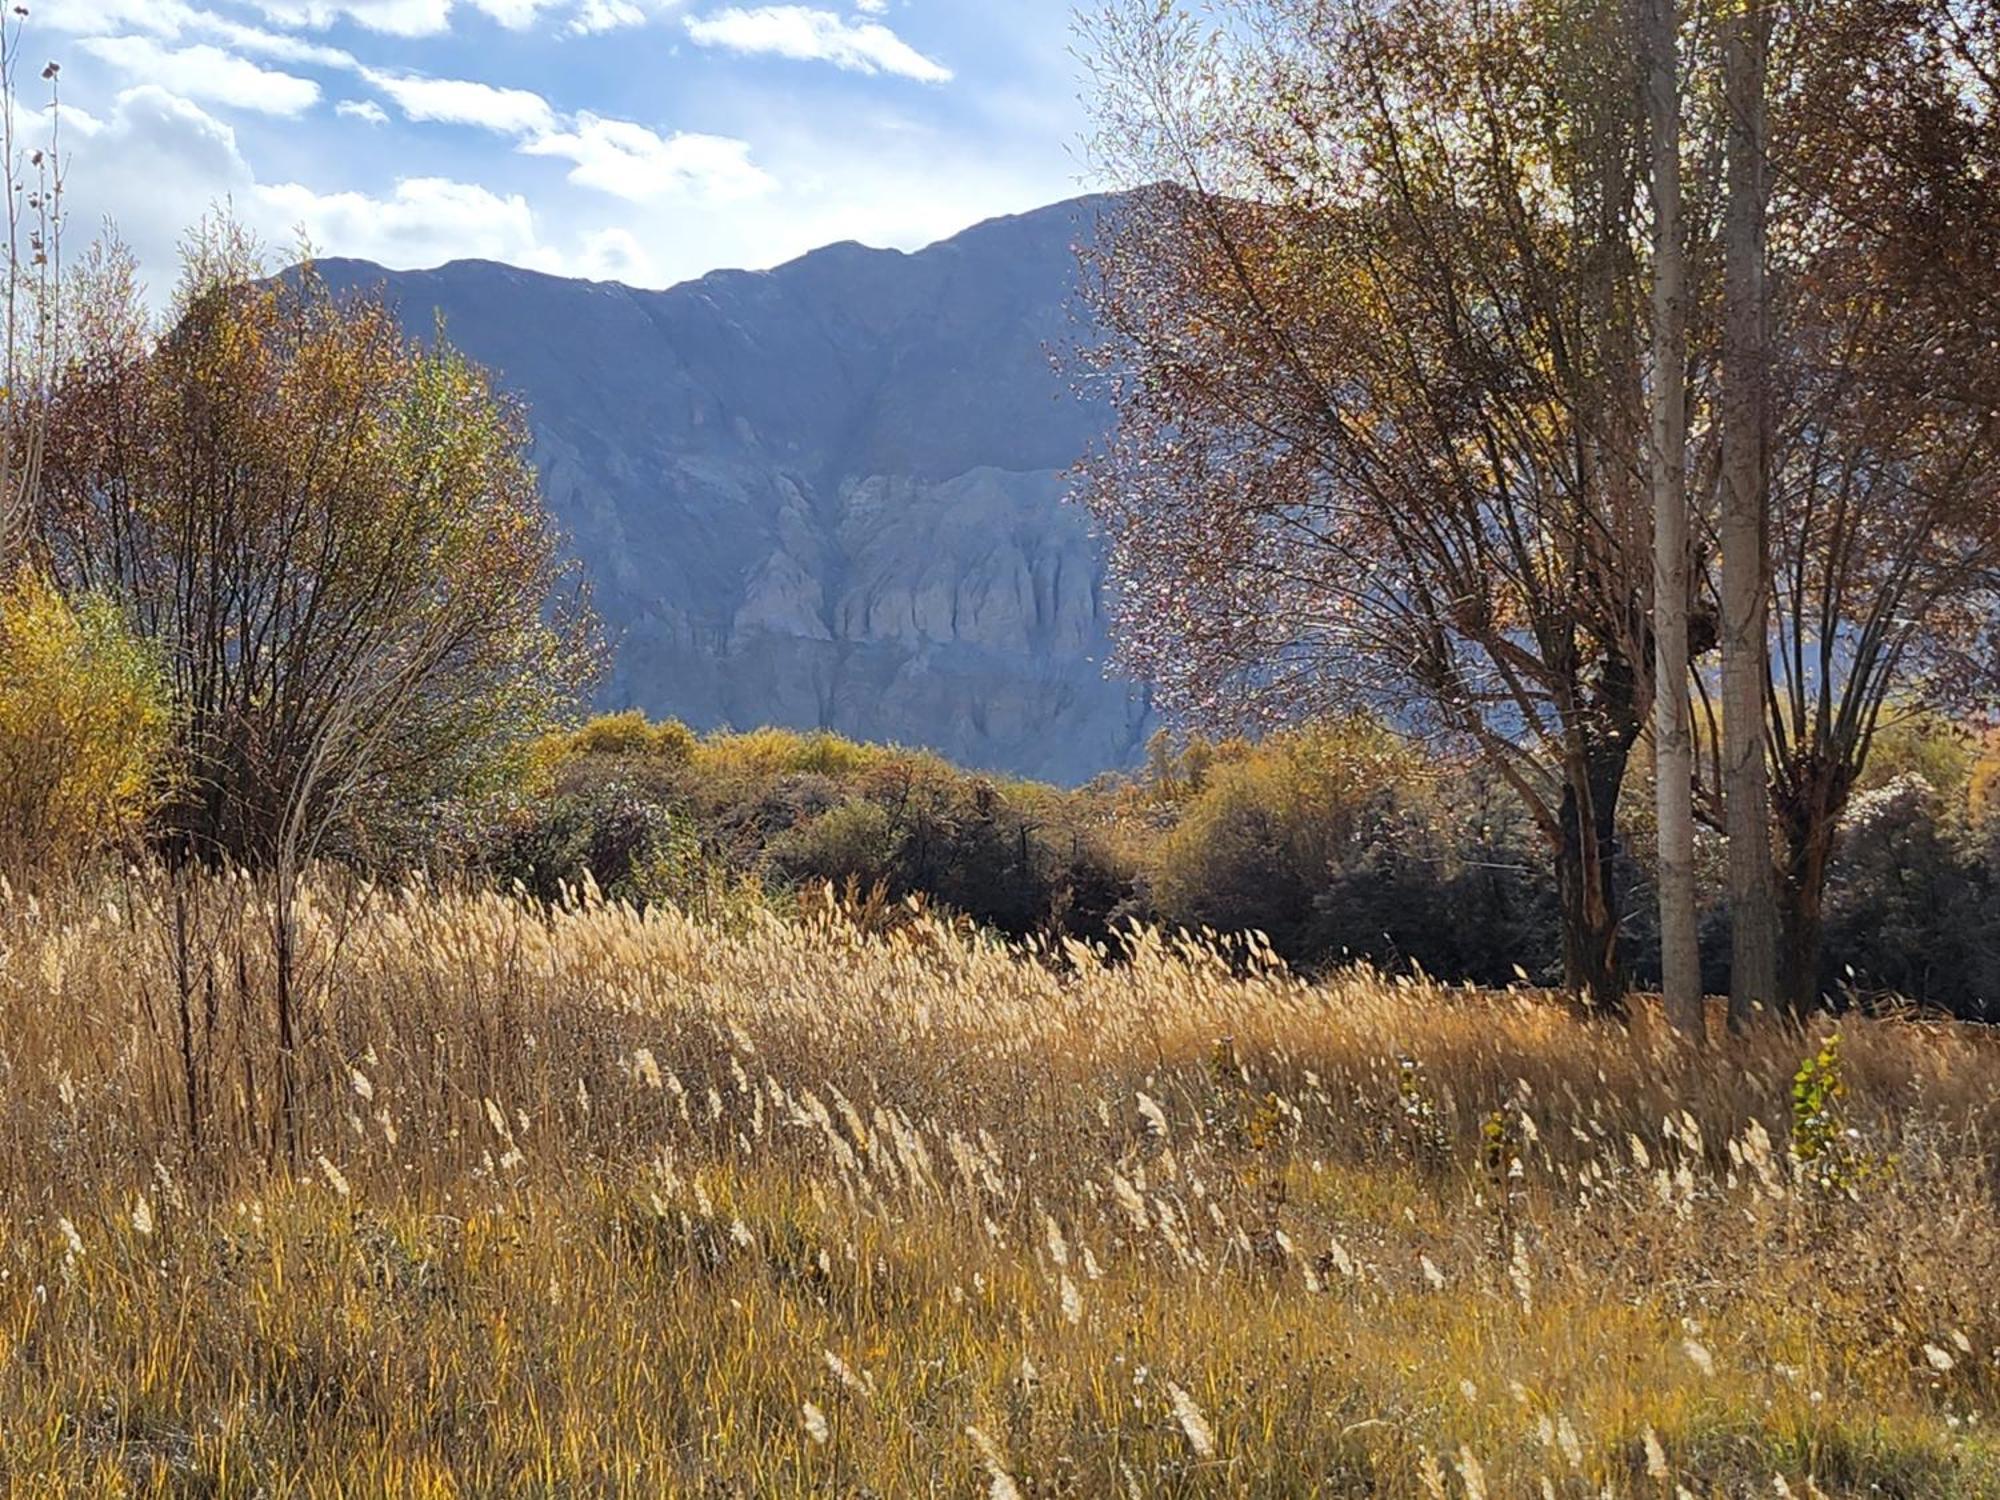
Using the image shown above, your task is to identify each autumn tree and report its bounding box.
[1720,0,2000,1010]
[36,225,595,1152]
[38,225,595,870]
[1644,0,1704,1029]
[1078,0,1656,1007]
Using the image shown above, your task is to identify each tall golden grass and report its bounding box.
[1,869,1996,1495]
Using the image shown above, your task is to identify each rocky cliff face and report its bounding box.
[315,195,1152,784]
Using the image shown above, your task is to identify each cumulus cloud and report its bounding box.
[54,85,571,298]
[685,6,951,83]
[335,98,389,123]
[259,176,548,267]
[361,68,557,133]
[521,114,773,201]
[78,37,322,116]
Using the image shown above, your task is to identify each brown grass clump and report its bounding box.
[0,869,1997,1495]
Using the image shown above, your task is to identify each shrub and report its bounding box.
[767,798,901,890]
[1147,720,1440,966]
[0,569,170,877]
[482,781,690,906]
[695,727,890,781]
[1818,774,1996,1016]
[566,710,697,764]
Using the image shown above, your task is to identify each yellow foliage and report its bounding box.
[522,711,701,792]
[0,570,169,875]
[1858,710,1981,807]
[1149,717,1433,928]
[693,725,893,779]
[567,709,697,762]
[1965,728,2000,823]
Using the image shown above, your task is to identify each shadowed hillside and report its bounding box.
[314,196,1154,785]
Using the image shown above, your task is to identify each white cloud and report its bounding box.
[252,0,587,33]
[199,17,357,67]
[576,226,652,281]
[249,0,453,38]
[34,0,182,35]
[461,0,561,28]
[78,37,321,116]
[685,6,951,83]
[348,68,772,206]
[54,85,573,301]
[853,0,886,12]
[362,68,556,134]
[521,114,772,200]
[36,0,357,64]
[336,98,389,124]
[568,0,645,31]
[54,85,256,289]
[259,176,549,268]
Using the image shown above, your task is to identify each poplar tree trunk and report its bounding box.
[1644,0,1702,1037]
[1721,0,1780,1026]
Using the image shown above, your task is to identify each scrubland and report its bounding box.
[1,873,1996,1496]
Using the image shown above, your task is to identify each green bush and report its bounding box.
[767,799,901,891]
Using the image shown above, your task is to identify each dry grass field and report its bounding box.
[0,873,1997,1496]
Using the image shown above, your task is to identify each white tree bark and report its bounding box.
[1721,0,1780,1021]
[1644,0,1703,1036]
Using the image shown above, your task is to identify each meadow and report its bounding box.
[1,872,1996,1497]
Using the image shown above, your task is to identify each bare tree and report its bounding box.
[0,17,58,576]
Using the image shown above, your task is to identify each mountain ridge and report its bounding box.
[312,193,1152,784]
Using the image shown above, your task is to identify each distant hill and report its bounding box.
[313,194,1154,784]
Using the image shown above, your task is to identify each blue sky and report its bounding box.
[27,0,1091,300]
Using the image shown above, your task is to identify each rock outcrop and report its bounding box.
[315,193,1152,784]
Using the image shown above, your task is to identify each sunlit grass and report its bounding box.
[0,870,1995,1495]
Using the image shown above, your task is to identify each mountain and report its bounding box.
[314,194,1153,785]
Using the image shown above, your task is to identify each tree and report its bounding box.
[38,225,595,869]
[37,224,596,1155]
[1729,0,2000,1011]
[1719,0,1782,1021]
[1644,0,1705,1031]
[0,18,63,580]
[1078,0,1654,1008]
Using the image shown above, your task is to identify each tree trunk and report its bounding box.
[1721,0,1780,1027]
[1773,757,1851,1016]
[1644,0,1702,1037]
[1778,839,1831,1019]
[1554,736,1633,1015]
